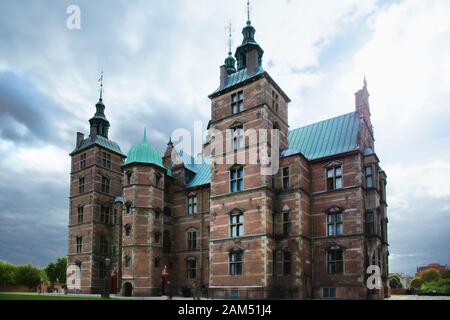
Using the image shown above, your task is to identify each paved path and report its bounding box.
[387,295,450,300]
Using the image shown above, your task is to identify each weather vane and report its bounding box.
[227,22,234,54]
[247,0,251,24]
[98,70,104,101]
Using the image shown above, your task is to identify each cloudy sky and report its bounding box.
[0,0,449,276]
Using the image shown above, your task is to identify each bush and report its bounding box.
[420,279,450,295]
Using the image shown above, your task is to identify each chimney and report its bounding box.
[220,65,228,88]
[76,132,84,148]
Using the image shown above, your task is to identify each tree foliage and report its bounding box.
[45,257,67,283]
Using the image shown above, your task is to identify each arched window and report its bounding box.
[230,210,244,238]
[186,257,197,279]
[186,229,197,250]
[124,255,131,268]
[125,224,132,237]
[327,247,343,274]
[229,248,244,275]
[327,208,343,236]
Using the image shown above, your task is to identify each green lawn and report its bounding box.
[0,292,125,300]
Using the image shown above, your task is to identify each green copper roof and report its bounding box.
[70,135,125,156]
[287,112,360,160]
[210,66,265,97]
[124,129,173,177]
[185,159,211,188]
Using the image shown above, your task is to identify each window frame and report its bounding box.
[186,257,197,279]
[229,249,244,276]
[272,90,279,112]
[231,90,244,115]
[78,176,85,194]
[365,165,374,188]
[99,235,109,255]
[76,236,83,254]
[77,205,84,224]
[101,176,110,194]
[187,194,197,215]
[102,152,111,169]
[79,153,86,170]
[186,229,197,250]
[125,224,132,237]
[124,256,131,268]
[327,247,344,274]
[326,166,343,191]
[327,210,343,237]
[231,125,245,151]
[230,210,244,238]
[282,210,291,235]
[283,251,291,275]
[282,167,290,190]
[230,166,244,193]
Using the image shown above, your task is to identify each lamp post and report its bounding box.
[103,258,111,298]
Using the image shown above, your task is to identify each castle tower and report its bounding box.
[120,129,173,296]
[68,88,125,294]
[207,4,292,299]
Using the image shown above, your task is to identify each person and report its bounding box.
[167,281,173,300]
[192,281,201,300]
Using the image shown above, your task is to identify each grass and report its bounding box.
[0,292,126,300]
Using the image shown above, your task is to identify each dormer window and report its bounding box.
[231,91,244,114]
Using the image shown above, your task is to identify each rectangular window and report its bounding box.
[100,236,108,255]
[112,209,117,225]
[102,152,111,169]
[78,177,85,194]
[365,166,374,188]
[327,249,343,274]
[283,251,291,275]
[187,231,197,250]
[231,91,244,114]
[272,90,279,112]
[323,288,336,298]
[186,258,197,279]
[327,166,342,191]
[230,212,244,238]
[366,211,376,235]
[101,176,110,193]
[187,194,197,215]
[100,206,110,224]
[232,127,244,150]
[327,212,343,236]
[79,154,86,170]
[230,250,243,275]
[77,206,84,224]
[282,167,290,189]
[230,167,244,192]
[283,211,291,235]
[76,236,83,254]
[126,172,132,185]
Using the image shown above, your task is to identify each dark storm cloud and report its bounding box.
[0,72,68,145]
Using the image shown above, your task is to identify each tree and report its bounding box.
[389,277,403,289]
[15,264,43,289]
[0,260,16,287]
[410,277,422,288]
[420,269,441,283]
[46,257,67,283]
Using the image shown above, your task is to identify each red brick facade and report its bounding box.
[67,20,388,300]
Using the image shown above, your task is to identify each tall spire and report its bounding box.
[246,0,251,25]
[98,70,104,102]
[225,22,236,74]
[142,127,147,143]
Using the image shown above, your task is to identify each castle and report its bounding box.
[67,9,389,299]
